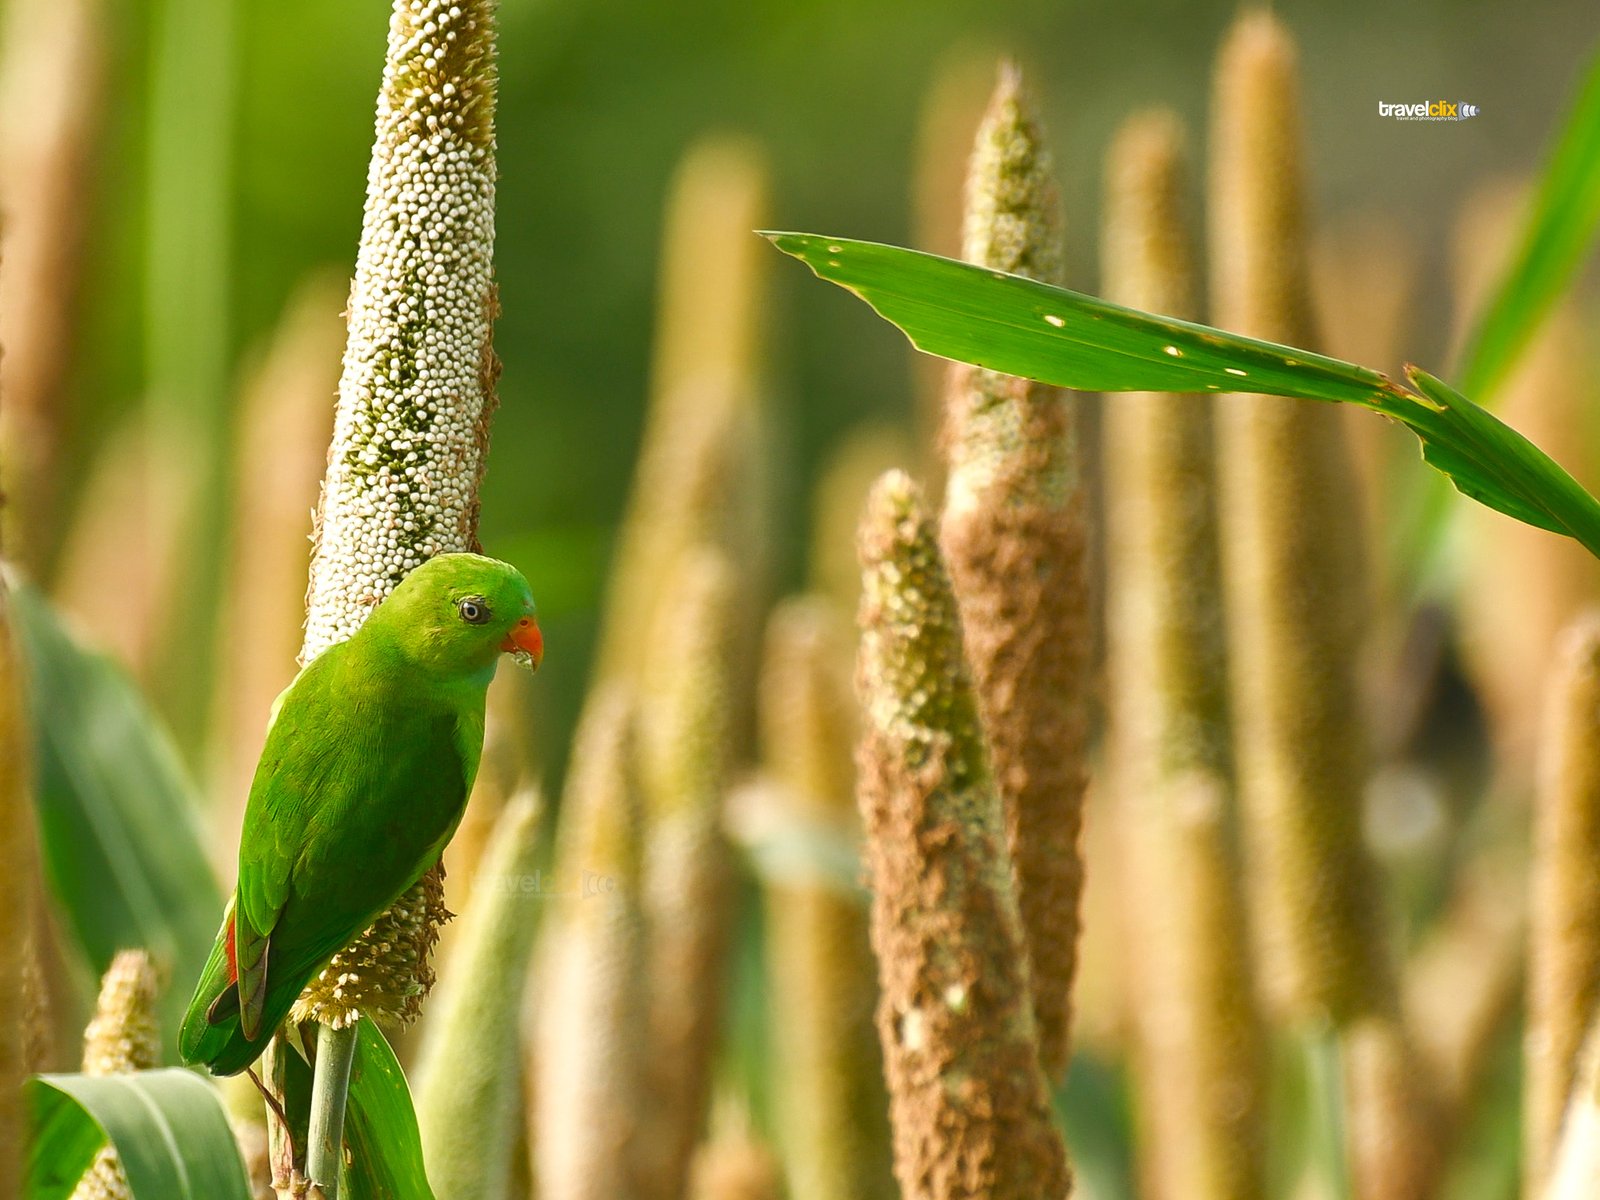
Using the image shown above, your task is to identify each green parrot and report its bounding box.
[180,553,543,1076]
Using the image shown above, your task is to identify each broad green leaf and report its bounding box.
[765,233,1600,558]
[1456,45,1600,398]
[6,576,223,1048]
[27,1070,252,1200]
[345,1019,437,1200]
[765,232,1396,406]
[276,1020,436,1200]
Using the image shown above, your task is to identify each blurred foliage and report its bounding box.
[7,576,219,1048]
[47,0,1599,777]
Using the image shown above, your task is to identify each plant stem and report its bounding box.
[1305,1025,1352,1200]
[306,1022,358,1198]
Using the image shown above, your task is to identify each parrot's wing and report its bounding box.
[230,656,334,1042]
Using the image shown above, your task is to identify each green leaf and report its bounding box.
[764,233,1600,557]
[764,232,1397,406]
[1456,45,1600,398]
[5,576,223,1049]
[27,1070,252,1200]
[345,1019,437,1200]
[276,1020,436,1200]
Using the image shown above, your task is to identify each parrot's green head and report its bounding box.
[369,552,543,679]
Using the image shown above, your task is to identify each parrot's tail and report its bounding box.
[179,901,238,1064]
[178,896,310,1077]
[188,980,308,1077]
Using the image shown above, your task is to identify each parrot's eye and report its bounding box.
[457,597,492,625]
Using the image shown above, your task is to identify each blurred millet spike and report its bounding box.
[536,687,647,1200]
[636,546,740,1200]
[1209,8,1387,1025]
[73,950,163,1200]
[81,949,162,1077]
[856,470,1071,1200]
[759,598,896,1200]
[1526,612,1600,1188]
[1101,108,1268,1200]
[939,61,1090,1080]
[302,0,501,662]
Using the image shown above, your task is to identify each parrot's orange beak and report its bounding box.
[501,615,543,669]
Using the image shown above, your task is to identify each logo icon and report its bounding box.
[1378,100,1481,122]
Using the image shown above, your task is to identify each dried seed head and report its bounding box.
[290,863,452,1029]
[70,1151,133,1200]
[940,63,1090,1080]
[302,0,500,661]
[81,950,162,1076]
[0,582,36,1198]
[1343,1014,1447,1200]
[0,0,104,570]
[1454,188,1600,779]
[1541,1012,1600,1200]
[638,547,738,823]
[856,470,1071,1200]
[944,64,1075,519]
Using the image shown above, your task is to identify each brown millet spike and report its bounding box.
[938,61,1091,1082]
[857,470,1071,1200]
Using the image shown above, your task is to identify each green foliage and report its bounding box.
[6,576,221,1046]
[764,233,1600,558]
[277,1020,438,1200]
[346,1019,438,1200]
[1456,45,1600,399]
[26,1070,251,1200]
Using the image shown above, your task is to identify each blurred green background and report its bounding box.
[43,0,1595,774]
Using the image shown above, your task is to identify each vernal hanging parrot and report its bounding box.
[180,553,543,1076]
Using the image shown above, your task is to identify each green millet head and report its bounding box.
[856,470,989,796]
[962,61,1064,284]
[303,0,501,661]
[81,950,162,1076]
